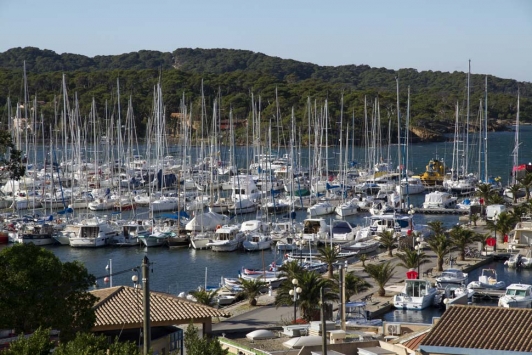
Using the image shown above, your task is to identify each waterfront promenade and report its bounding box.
[213,219,501,335]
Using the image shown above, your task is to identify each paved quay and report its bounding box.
[213,219,504,335]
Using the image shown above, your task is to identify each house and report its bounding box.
[419,305,532,354]
[91,286,230,354]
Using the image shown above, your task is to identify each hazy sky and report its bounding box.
[1,0,531,82]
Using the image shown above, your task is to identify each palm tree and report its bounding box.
[238,278,267,306]
[449,225,478,261]
[507,183,522,204]
[378,230,396,257]
[274,270,338,322]
[518,173,532,201]
[426,233,452,272]
[476,183,495,210]
[427,220,446,237]
[395,248,430,269]
[277,260,304,281]
[316,245,340,279]
[332,272,371,301]
[363,261,395,297]
[189,288,218,306]
[470,213,479,226]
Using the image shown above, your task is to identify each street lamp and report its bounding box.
[414,236,422,279]
[289,278,302,324]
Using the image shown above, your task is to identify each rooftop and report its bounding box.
[420,305,532,353]
[91,286,230,331]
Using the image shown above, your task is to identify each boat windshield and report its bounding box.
[506,289,527,297]
[405,280,429,297]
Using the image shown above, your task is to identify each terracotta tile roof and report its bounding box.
[420,305,532,352]
[401,331,428,351]
[91,286,230,329]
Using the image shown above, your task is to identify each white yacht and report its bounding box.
[206,225,245,252]
[67,217,119,248]
[498,284,532,308]
[242,233,272,251]
[302,218,329,243]
[330,220,357,244]
[435,268,468,288]
[396,177,426,195]
[307,199,335,217]
[335,198,360,217]
[394,279,438,310]
[423,191,458,209]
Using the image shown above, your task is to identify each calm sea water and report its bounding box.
[382,260,532,323]
[1,126,529,322]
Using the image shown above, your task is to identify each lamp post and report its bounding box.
[289,278,302,324]
[414,236,422,279]
[295,240,301,265]
[408,205,415,238]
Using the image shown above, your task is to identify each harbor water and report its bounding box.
[1,126,530,322]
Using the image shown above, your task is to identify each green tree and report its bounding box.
[189,288,218,306]
[316,244,340,279]
[427,220,446,237]
[363,261,395,297]
[277,259,305,280]
[274,270,338,322]
[237,278,267,306]
[0,131,26,181]
[426,233,452,272]
[488,211,517,250]
[377,230,396,257]
[54,333,142,355]
[4,327,54,355]
[518,173,532,201]
[395,248,430,269]
[449,225,479,261]
[0,244,96,342]
[476,183,495,206]
[184,323,228,355]
[507,183,522,204]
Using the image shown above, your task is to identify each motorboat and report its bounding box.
[335,198,360,217]
[242,233,272,251]
[189,232,212,250]
[231,198,257,215]
[302,218,329,243]
[396,177,425,195]
[341,239,380,254]
[416,158,445,186]
[435,268,468,289]
[111,222,150,246]
[206,225,245,252]
[422,191,458,209]
[393,279,438,310]
[498,284,532,308]
[138,230,172,248]
[504,252,523,268]
[17,223,55,246]
[337,301,383,327]
[467,268,506,290]
[329,220,357,244]
[67,217,119,248]
[307,199,335,217]
[356,213,425,241]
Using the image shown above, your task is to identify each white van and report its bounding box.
[486,204,507,220]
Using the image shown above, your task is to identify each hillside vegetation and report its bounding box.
[0,47,530,143]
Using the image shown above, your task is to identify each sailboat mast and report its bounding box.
[465,60,471,176]
[513,90,520,185]
[396,77,401,178]
[484,76,488,182]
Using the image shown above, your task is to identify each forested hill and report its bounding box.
[1,47,530,96]
[0,47,530,141]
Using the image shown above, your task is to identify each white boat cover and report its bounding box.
[185,211,230,231]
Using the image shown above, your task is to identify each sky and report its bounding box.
[1,0,531,82]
